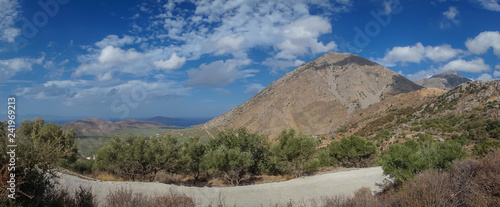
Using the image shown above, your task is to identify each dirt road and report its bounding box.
[55,167,388,207]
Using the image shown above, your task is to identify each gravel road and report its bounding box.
[55,167,388,207]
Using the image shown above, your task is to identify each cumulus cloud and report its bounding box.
[17,80,87,99]
[74,44,191,81]
[477,73,493,81]
[95,35,138,48]
[441,6,460,29]
[0,0,20,43]
[440,58,491,73]
[98,46,143,65]
[185,59,257,88]
[142,0,350,62]
[275,16,337,59]
[213,36,246,56]
[378,42,462,66]
[465,31,500,57]
[153,53,186,70]
[18,79,189,106]
[0,56,44,81]
[73,46,148,79]
[494,70,500,77]
[473,0,500,12]
[245,83,265,95]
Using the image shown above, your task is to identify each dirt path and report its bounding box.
[55,167,388,207]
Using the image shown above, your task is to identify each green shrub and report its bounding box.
[379,139,467,182]
[203,128,269,185]
[268,129,318,177]
[329,135,377,167]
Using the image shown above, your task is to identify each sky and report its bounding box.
[1,0,500,120]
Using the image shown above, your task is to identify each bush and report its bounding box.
[381,149,500,206]
[181,136,206,180]
[203,128,268,185]
[329,135,378,167]
[69,159,94,175]
[268,129,318,177]
[94,135,181,181]
[0,119,79,205]
[378,139,466,182]
[105,187,195,207]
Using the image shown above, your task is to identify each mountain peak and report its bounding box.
[416,71,471,90]
[204,52,422,138]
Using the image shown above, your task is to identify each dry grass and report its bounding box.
[105,187,196,207]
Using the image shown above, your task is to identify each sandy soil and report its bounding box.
[55,167,388,207]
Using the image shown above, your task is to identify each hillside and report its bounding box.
[355,80,500,152]
[202,52,423,138]
[60,118,177,134]
[415,71,471,90]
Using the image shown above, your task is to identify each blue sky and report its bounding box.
[1,0,500,120]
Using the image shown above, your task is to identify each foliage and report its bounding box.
[329,135,378,167]
[203,128,267,185]
[268,129,318,177]
[378,139,467,182]
[1,119,80,206]
[473,139,500,156]
[94,135,181,181]
[181,136,206,180]
[380,149,500,206]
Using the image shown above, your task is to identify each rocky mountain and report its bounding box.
[60,118,177,134]
[415,71,471,90]
[202,52,423,138]
[355,80,500,151]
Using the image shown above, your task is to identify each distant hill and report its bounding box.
[146,116,211,127]
[60,118,178,134]
[201,52,423,138]
[415,71,471,90]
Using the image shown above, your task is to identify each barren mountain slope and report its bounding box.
[203,52,423,138]
[415,71,471,90]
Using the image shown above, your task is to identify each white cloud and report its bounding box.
[0,0,20,43]
[440,58,491,73]
[494,70,500,77]
[477,73,493,81]
[74,44,191,81]
[18,79,189,106]
[275,16,337,59]
[74,46,148,79]
[185,59,256,88]
[98,46,143,65]
[245,83,265,95]
[95,35,138,48]
[262,58,305,72]
[496,64,500,69]
[474,0,500,12]
[18,80,87,99]
[142,0,349,63]
[213,36,246,56]
[153,53,186,70]
[465,31,500,57]
[378,42,462,66]
[441,6,460,29]
[0,56,44,81]
[43,80,87,88]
